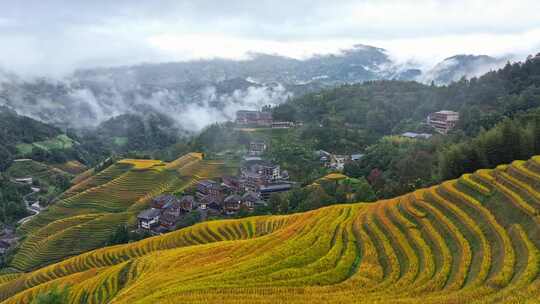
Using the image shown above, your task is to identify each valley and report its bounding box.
[0,3,539,302]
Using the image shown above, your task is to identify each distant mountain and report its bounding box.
[0,45,515,131]
[422,54,508,84]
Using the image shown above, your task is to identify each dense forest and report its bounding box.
[184,53,540,201]
[273,54,540,152]
[0,107,62,171]
[269,54,540,199]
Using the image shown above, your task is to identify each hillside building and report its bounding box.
[240,160,283,191]
[179,195,196,211]
[248,141,267,156]
[137,208,161,230]
[223,195,243,215]
[259,183,293,200]
[235,110,272,126]
[150,195,179,210]
[196,180,222,201]
[271,121,295,129]
[427,110,459,134]
[401,132,432,139]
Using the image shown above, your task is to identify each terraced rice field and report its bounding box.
[1,156,539,303]
[9,153,229,272]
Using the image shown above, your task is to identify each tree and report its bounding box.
[287,188,309,211]
[106,225,130,246]
[268,193,288,214]
[297,185,333,212]
[0,145,13,171]
[533,116,540,153]
[272,103,297,122]
[350,178,377,202]
[31,285,70,304]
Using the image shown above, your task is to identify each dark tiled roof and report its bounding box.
[198,180,218,187]
[160,212,179,223]
[242,192,259,201]
[259,183,293,192]
[153,194,176,202]
[224,195,242,203]
[180,195,195,203]
[152,195,179,209]
[137,208,161,220]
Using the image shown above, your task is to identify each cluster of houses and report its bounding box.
[137,153,293,233]
[225,159,292,200]
[137,195,196,233]
[235,110,297,129]
[315,150,364,171]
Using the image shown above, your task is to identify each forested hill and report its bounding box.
[272,53,540,152]
[0,106,61,145]
[0,107,62,170]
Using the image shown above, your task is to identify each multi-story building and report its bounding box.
[235,110,272,126]
[196,180,222,201]
[137,208,161,230]
[427,110,459,134]
[248,141,267,156]
[241,160,281,185]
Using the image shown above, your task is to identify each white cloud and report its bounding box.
[367,29,540,67]
[0,0,539,76]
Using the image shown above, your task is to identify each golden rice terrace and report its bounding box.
[1,156,540,303]
[7,153,235,272]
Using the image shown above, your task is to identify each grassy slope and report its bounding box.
[16,134,75,155]
[6,160,74,199]
[50,160,87,175]
[1,156,540,303]
[7,153,232,272]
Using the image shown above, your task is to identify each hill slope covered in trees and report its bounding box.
[1,155,539,303]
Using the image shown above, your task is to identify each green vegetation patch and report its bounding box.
[16,134,75,155]
[113,137,129,147]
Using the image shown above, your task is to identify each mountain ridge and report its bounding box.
[0,45,516,131]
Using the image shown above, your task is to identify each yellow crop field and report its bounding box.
[320,173,349,181]
[1,155,540,303]
[9,153,228,272]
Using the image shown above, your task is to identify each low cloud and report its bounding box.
[141,84,291,131]
[0,75,291,132]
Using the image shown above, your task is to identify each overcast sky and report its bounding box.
[1,0,540,77]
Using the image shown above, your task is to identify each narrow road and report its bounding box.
[16,186,42,225]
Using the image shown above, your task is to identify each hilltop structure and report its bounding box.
[235,110,296,129]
